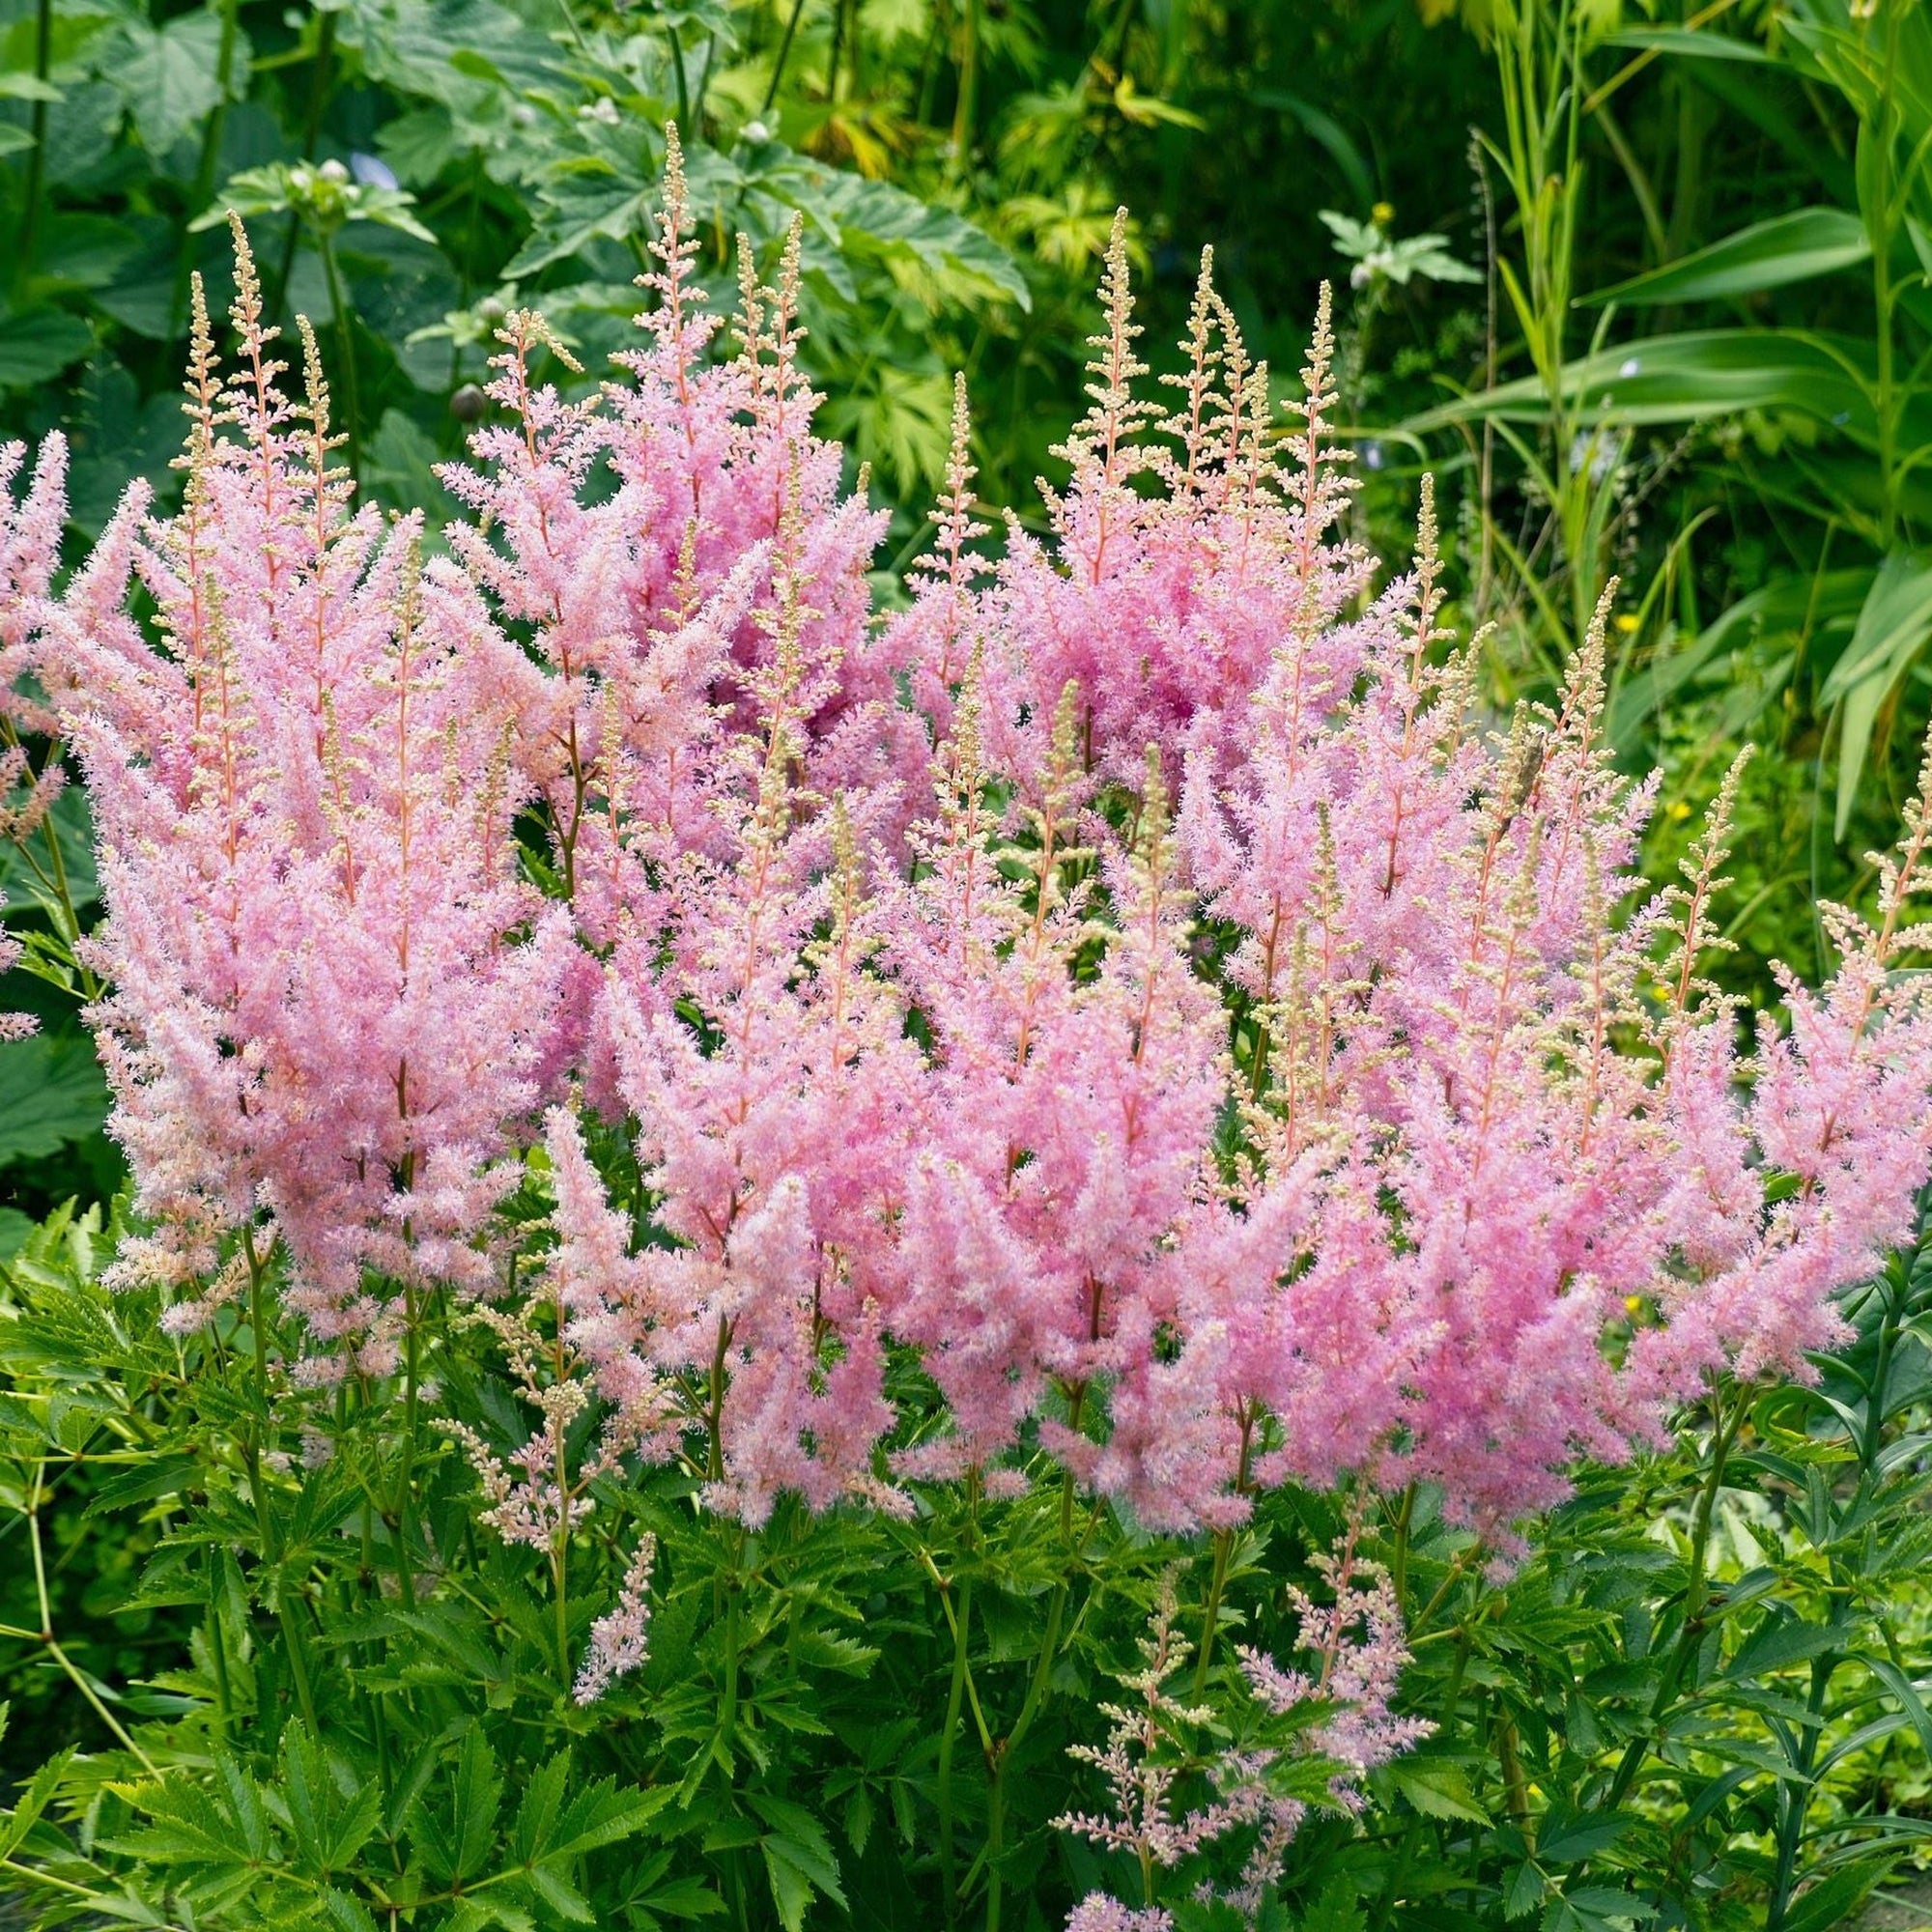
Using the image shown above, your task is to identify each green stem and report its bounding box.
[1765,1651,1839,1930]
[270,6,337,319]
[14,0,51,292]
[761,0,810,116]
[1372,1622,1471,1931]
[1193,1525,1234,1698]
[396,1279,420,1612]
[940,1571,972,1925]
[950,0,981,178]
[1874,0,1903,550]
[668,25,691,129]
[175,0,242,329]
[317,229,361,487]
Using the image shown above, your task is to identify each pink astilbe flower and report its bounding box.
[886,693,1231,1522]
[21,186,1932,1554]
[0,432,69,736]
[587,557,923,1524]
[1057,1548,1426,1929]
[574,1531,659,1705]
[440,128,919,929]
[941,218,1365,803]
[46,242,570,1357]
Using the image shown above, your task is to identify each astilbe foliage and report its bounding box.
[8,171,1932,1848]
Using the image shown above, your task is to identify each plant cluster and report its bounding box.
[3,156,1932,1928]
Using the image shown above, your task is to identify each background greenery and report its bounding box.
[10,0,1932,1923]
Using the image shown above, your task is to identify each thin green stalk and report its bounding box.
[25,1463,161,1774]
[396,1279,420,1612]
[1373,1621,1472,1931]
[1873,0,1904,548]
[318,229,361,486]
[14,0,52,291]
[940,1571,973,1925]
[1193,1526,1234,1698]
[668,26,691,130]
[1765,1650,1839,1931]
[175,0,243,330]
[270,7,338,318]
[951,0,981,179]
[762,0,810,116]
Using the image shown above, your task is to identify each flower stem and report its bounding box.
[940,1570,972,1924]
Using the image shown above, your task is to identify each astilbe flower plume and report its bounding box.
[1056,1548,1426,1929]
[14,183,1932,1554]
[957,213,1365,800]
[33,233,570,1362]
[0,435,74,1037]
[439,127,921,956]
[585,543,924,1523]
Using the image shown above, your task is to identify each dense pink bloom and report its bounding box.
[37,247,569,1361]
[17,179,1932,1546]
[0,433,68,737]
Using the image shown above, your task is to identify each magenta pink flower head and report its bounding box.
[17,184,1932,1552]
[43,233,570,1365]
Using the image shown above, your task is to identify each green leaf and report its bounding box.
[1819,552,1932,837]
[1505,1861,1548,1919]
[780,164,1031,310]
[1604,26,1774,63]
[749,1791,847,1932]
[1776,1861,1890,1932]
[1588,209,1869,306]
[0,1033,109,1166]
[1724,1616,1844,1681]
[0,308,93,389]
[1535,1809,1632,1864]
[0,1747,75,1860]
[117,9,228,156]
[82,1453,198,1518]
[0,782,99,918]
[1405,329,1874,440]
[1383,1759,1490,1823]
[411,1728,503,1887]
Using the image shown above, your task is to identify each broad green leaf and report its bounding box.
[1723,1615,1844,1680]
[411,1728,503,1887]
[117,9,229,157]
[1382,1758,1489,1823]
[781,164,1030,310]
[0,1747,75,1860]
[0,1032,109,1165]
[1776,1860,1890,1932]
[1820,552,1932,837]
[1604,26,1774,63]
[1589,209,1868,307]
[1534,1809,1632,1864]
[0,308,93,389]
[0,782,99,918]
